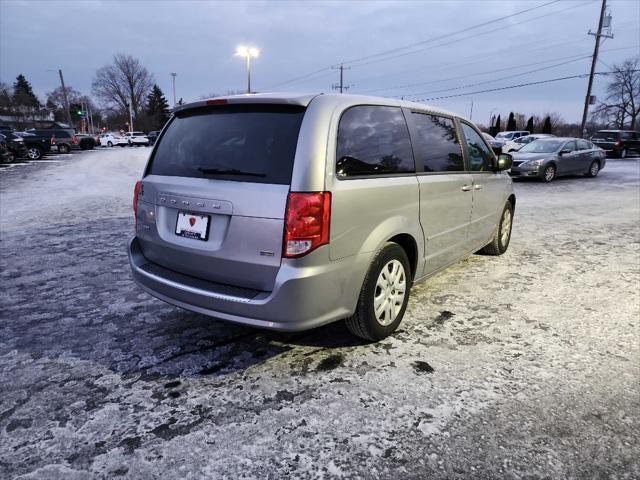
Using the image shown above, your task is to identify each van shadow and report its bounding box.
[109,307,364,380]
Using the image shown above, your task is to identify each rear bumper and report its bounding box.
[128,237,367,331]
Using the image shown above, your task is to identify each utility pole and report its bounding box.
[58,69,73,128]
[580,0,614,137]
[171,73,177,106]
[469,100,474,120]
[332,64,353,93]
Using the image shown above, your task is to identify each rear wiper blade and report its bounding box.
[198,167,266,178]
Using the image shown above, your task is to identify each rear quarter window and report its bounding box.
[336,105,414,178]
[147,104,305,185]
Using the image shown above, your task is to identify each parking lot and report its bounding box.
[1,148,638,479]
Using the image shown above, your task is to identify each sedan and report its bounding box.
[510,138,606,182]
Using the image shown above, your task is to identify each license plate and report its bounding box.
[175,212,210,241]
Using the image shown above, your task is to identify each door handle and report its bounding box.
[474,184,483,190]
[461,185,472,192]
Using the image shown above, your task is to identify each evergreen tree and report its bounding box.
[542,116,552,134]
[146,84,170,130]
[13,74,39,107]
[506,112,516,131]
[526,116,534,133]
[495,114,501,136]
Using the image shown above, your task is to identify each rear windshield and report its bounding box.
[147,104,305,184]
[592,131,618,141]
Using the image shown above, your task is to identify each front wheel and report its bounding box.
[481,201,514,255]
[542,164,556,183]
[586,160,600,177]
[107,141,113,147]
[26,146,43,160]
[346,243,411,341]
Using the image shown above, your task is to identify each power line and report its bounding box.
[411,70,639,102]
[388,45,636,98]
[346,1,594,70]
[267,0,570,89]
[399,56,591,98]
[338,0,562,67]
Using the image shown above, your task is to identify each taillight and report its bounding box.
[283,192,331,258]
[133,180,142,227]
[72,136,78,145]
[50,136,56,145]
[614,140,621,147]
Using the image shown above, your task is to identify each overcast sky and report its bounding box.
[1,0,638,125]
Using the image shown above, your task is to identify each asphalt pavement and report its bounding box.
[1,148,638,479]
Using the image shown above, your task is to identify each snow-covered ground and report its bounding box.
[1,148,639,479]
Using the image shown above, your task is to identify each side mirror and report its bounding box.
[496,153,513,171]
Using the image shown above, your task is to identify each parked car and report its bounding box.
[0,134,13,163]
[510,137,605,182]
[99,133,128,147]
[27,129,77,154]
[482,132,503,153]
[129,93,516,341]
[124,131,150,146]
[147,131,160,146]
[590,130,640,158]
[502,134,555,153]
[495,130,530,145]
[0,131,28,161]
[14,131,53,160]
[75,133,96,150]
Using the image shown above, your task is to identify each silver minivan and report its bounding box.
[129,93,515,341]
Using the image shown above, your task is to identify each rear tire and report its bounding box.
[481,201,514,256]
[107,141,113,147]
[542,164,556,182]
[586,160,600,177]
[345,243,411,342]
[620,148,627,159]
[58,144,70,154]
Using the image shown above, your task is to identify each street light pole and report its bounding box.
[57,69,73,128]
[171,73,177,106]
[235,46,259,94]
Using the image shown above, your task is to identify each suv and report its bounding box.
[129,93,515,341]
[29,129,77,154]
[0,131,28,161]
[591,130,639,158]
[495,130,530,144]
[124,131,150,146]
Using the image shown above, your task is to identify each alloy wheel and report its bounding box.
[544,165,555,182]
[590,162,599,176]
[373,260,406,326]
[501,209,512,246]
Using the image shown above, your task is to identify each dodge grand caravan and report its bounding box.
[129,93,515,341]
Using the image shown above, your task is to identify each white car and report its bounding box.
[124,131,149,146]
[495,130,530,146]
[99,133,128,147]
[502,134,555,153]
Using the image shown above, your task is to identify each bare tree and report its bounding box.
[92,54,154,118]
[591,57,640,130]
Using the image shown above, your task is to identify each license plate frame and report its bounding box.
[175,211,211,241]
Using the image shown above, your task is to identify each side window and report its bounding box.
[410,112,464,172]
[336,105,414,178]
[460,123,494,172]
[577,139,590,150]
[620,132,633,140]
[563,140,577,152]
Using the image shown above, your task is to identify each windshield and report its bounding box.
[147,104,305,184]
[496,132,512,139]
[519,139,564,153]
